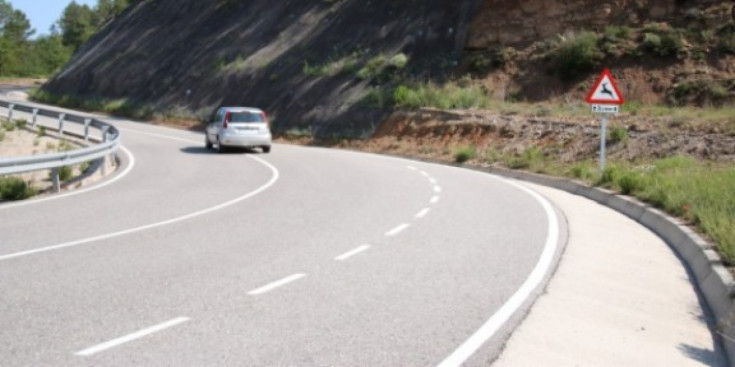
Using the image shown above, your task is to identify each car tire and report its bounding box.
[262,146,271,154]
[217,138,227,154]
[205,135,213,150]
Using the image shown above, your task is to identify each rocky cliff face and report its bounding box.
[43,0,483,134]
[467,0,724,48]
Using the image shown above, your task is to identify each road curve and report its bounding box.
[0,103,564,366]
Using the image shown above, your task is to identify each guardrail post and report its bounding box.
[58,113,66,136]
[51,168,61,193]
[101,126,110,142]
[84,119,92,142]
[32,108,39,127]
[8,104,14,122]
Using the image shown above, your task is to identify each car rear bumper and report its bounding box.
[220,132,272,147]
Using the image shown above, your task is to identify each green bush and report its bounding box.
[454,146,477,163]
[608,126,629,144]
[2,121,16,131]
[58,166,73,181]
[15,119,27,129]
[389,53,409,69]
[38,126,46,136]
[617,171,643,195]
[357,56,387,80]
[553,31,603,80]
[0,177,36,200]
[642,31,684,57]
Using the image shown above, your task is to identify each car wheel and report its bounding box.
[205,135,213,150]
[217,138,227,154]
[262,146,271,154]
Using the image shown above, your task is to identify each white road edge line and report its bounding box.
[437,180,560,367]
[75,317,190,357]
[415,208,431,219]
[335,245,371,261]
[0,154,280,262]
[430,196,440,204]
[0,145,136,211]
[248,273,307,295]
[385,223,410,237]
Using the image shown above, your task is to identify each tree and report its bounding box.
[58,1,96,51]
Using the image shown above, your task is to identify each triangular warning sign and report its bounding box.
[586,68,625,105]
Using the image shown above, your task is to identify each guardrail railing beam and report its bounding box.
[0,100,121,192]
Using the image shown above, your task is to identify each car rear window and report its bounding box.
[230,112,264,123]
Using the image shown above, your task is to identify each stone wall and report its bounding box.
[467,0,724,49]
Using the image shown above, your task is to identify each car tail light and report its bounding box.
[224,112,231,129]
[261,112,269,127]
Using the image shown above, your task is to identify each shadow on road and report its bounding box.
[180,146,261,155]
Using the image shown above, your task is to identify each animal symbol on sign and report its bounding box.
[601,83,615,98]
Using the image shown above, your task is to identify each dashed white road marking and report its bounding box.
[75,317,190,356]
[415,208,431,219]
[385,223,411,237]
[430,196,440,204]
[407,166,418,171]
[429,178,438,184]
[420,171,430,177]
[434,186,442,193]
[335,245,371,261]
[248,273,307,296]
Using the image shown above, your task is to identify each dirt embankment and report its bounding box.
[338,108,735,163]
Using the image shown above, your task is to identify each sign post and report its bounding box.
[586,68,625,172]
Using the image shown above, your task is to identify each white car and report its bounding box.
[205,107,272,153]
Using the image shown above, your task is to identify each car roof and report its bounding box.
[221,107,263,113]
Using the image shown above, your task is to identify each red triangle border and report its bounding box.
[586,68,625,105]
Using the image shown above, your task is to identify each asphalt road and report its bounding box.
[0,101,565,366]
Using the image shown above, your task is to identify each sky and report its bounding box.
[8,0,97,38]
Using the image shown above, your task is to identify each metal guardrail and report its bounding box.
[0,100,121,192]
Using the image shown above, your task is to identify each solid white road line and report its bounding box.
[335,245,371,261]
[0,145,136,211]
[248,274,307,296]
[75,317,190,356]
[385,223,410,237]
[0,155,280,262]
[415,208,431,219]
[430,196,440,204]
[437,180,560,367]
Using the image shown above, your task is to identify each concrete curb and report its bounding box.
[481,165,735,363]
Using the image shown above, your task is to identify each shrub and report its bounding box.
[454,146,477,163]
[389,53,409,69]
[15,118,27,129]
[58,166,73,181]
[2,121,16,131]
[38,126,46,136]
[642,31,684,57]
[357,56,386,80]
[608,126,629,144]
[0,130,5,142]
[553,31,603,80]
[617,172,643,195]
[0,177,36,200]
